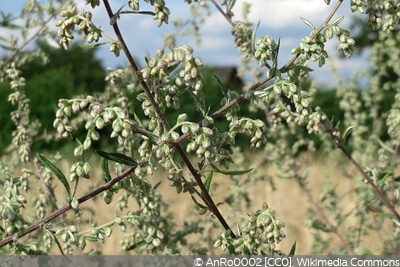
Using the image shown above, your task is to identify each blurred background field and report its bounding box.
[47,151,389,255]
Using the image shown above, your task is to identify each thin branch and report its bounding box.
[289,165,356,254]
[102,0,235,238]
[210,0,234,27]
[0,166,136,248]
[337,144,400,221]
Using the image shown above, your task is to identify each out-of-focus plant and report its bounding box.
[0,0,398,255]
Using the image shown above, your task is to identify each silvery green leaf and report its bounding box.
[300,17,315,30]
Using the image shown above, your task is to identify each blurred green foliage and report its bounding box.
[1,38,396,154]
[0,41,106,152]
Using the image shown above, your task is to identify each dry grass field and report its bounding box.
[42,151,391,255]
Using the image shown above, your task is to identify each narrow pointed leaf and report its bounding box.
[251,21,260,52]
[300,17,315,30]
[45,229,65,255]
[214,74,228,98]
[377,138,394,153]
[191,196,208,210]
[96,151,137,167]
[341,126,354,143]
[126,241,146,251]
[211,163,253,176]
[289,241,296,255]
[332,16,344,25]
[204,171,213,192]
[38,154,70,197]
[80,42,112,49]
[101,158,111,183]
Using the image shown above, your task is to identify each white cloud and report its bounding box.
[234,0,331,28]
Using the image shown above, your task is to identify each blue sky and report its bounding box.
[1,0,370,87]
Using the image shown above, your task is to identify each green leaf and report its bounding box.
[376,138,394,153]
[37,154,70,197]
[377,172,392,184]
[300,17,315,30]
[373,212,396,219]
[191,196,208,210]
[272,37,281,68]
[204,171,213,192]
[80,42,112,49]
[96,151,137,167]
[251,21,261,53]
[45,229,65,255]
[214,74,228,98]
[210,163,253,176]
[119,10,155,16]
[126,240,146,251]
[311,219,332,232]
[227,0,237,13]
[341,126,354,144]
[332,16,344,25]
[101,158,111,183]
[289,241,296,255]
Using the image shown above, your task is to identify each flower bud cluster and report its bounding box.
[270,79,311,125]
[214,203,286,254]
[153,2,170,27]
[387,92,400,146]
[35,193,48,219]
[229,118,266,149]
[56,6,102,49]
[141,45,203,111]
[186,126,215,160]
[120,177,165,252]
[351,0,400,31]
[53,96,95,139]
[324,24,355,58]
[232,21,253,62]
[242,203,286,253]
[306,107,340,143]
[0,175,27,239]
[295,33,328,67]
[128,0,139,11]
[69,161,91,181]
[255,36,278,67]
[55,225,80,254]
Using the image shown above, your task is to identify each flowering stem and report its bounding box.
[102,0,235,238]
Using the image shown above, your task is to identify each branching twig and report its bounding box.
[0,166,136,248]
